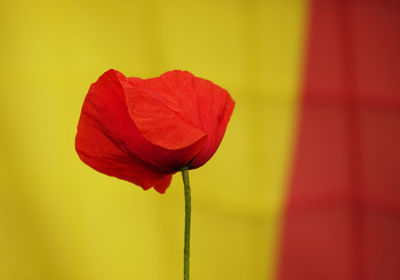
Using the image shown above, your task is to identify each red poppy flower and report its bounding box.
[75,69,235,193]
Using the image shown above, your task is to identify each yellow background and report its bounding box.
[0,0,307,279]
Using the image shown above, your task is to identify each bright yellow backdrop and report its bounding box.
[0,0,307,279]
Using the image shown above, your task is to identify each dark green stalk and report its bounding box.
[180,166,191,280]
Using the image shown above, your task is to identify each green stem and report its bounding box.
[181,166,191,280]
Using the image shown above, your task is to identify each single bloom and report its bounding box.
[75,69,235,193]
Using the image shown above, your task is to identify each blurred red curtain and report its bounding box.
[278,0,400,279]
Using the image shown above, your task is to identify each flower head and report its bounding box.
[75,69,234,193]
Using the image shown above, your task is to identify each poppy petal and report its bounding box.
[153,175,172,194]
[76,70,174,191]
[128,70,234,168]
[76,102,173,192]
[124,79,208,151]
[189,77,235,167]
[94,70,207,171]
